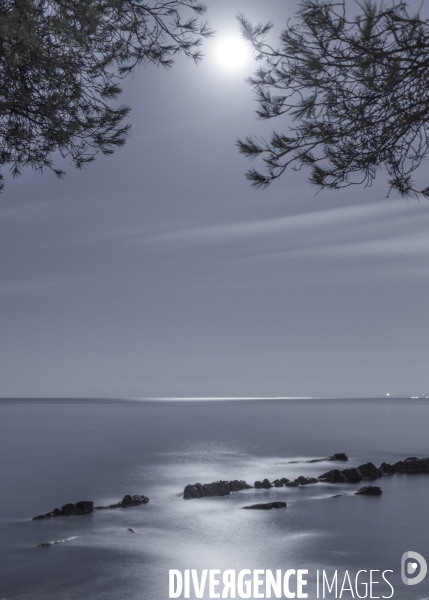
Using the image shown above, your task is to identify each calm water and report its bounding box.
[0,398,428,600]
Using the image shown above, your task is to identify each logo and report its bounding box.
[401,552,427,585]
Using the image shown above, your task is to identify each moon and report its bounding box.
[214,36,251,72]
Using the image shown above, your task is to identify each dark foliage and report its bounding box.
[0,0,212,191]
[237,1,429,198]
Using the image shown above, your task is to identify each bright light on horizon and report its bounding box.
[214,35,252,72]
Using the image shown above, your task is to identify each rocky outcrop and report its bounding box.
[243,502,287,510]
[33,501,94,519]
[183,480,251,499]
[318,469,345,483]
[355,486,382,496]
[341,468,362,483]
[181,455,429,501]
[393,457,429,473]
[33,495,149,519]
[328,453,348,461]
[254,479,272,489]
[292,452,349,464]
[379,462,396,475]
[294,476,318,485]
[357,462,379,480]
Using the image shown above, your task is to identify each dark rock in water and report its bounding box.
[76,500,94,514]
[183,480,251,499]
[295,476,308,485]
[261,479,272,489]
[357,462,379,480]
[34,501,94,520]
[318,469,345,483]
[254,481,263,489]
[393,458,429,474]
[379,462,396,475]
[332,494,347,498]
[183,484,202,499]
[243,501,287,510]
[230,480,252,492]
[121,495,149,507]
[285,481,299,487]
[341,468,362,483]
[355,486,382,496]
[280,478,290,484]
[294,476,319,485]
[127,528,139,533]
[62,503,82,516]
[34,495,149,519]
[273,481,284,487]
[405,457,419,462]
[328,453,348,461]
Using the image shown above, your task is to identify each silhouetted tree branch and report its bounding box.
[0,0,213,191]
[237,1,429,199]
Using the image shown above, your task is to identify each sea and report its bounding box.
[0,398,428,600]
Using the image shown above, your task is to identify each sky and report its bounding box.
[1,0,429,399]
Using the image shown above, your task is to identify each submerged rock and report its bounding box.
[355,486,382,496]
[285,481,299,487]
[332,494,347,498]
[243,502,287,510]
[183,480,252,499]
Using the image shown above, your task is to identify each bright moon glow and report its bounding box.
[214,36,251,71]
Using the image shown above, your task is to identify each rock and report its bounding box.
[393,458,429,474]
[62,501,94,516]
[285,481,299,487]
[261,479,273,489]
[357,462,379,480]
[294,476,319,485]
[341,468,362,483]
[318,469,345,483]
[379,462,396,475]
[328,453,348,461]
[273,481,284,487]
[229,480,252,492]
[254,481,263,489]
[121,495,149,507]
[295,476,308,485]
[405,457,419,462]
[332,494,347,498]
[183,480,251,499]
[183,484,202,499]
[33,495,150,519]
[203,482,229,497]
[76,501,94,514]
[355,486,382,496]
[280,478,290,484]
[243,502,287,510]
